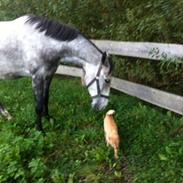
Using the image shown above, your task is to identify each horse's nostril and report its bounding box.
[92,102,100,110]
[92,101,105,111]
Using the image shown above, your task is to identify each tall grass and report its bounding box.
[0,77,182,182]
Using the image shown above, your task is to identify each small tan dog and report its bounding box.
[104,109,120,159]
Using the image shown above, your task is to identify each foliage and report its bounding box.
[113,56,183,95]
[0,78,183,182]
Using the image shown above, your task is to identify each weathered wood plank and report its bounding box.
[92,40,183,61]
[111,77,183,115]
[56,65,82,77]
[56,65,183,115]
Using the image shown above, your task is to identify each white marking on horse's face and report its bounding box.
[83,63,111,110]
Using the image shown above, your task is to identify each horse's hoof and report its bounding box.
[6,112,12,120]
[35,127,46,135]
[44,114,56,122]
[35,123,44,131]
[0,106,12,120]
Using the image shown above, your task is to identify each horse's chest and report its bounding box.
[0,61,25,79]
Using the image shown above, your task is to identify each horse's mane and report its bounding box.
[26,15,80,41]
[25,15,112,70]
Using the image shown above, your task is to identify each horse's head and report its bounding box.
[83,52,113,110]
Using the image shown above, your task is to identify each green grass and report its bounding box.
[0,77,183,183]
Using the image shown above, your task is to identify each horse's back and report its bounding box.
[0,16,32,79]
[0,15,61,79]
[0,16,27,35]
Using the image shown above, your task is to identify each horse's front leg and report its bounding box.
[42,76,53,119]
[32,76,44,131]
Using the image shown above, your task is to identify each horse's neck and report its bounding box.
[63,35,102,67]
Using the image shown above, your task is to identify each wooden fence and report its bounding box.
[56,40,183,115]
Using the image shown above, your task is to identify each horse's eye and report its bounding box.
[105,79,110,83]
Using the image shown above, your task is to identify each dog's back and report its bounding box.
[104,110,119,159]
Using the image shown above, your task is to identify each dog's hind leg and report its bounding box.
[105,135,109,147]
[114,147,118,159]
[0,103,12,120]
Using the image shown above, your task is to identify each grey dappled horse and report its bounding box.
[0,15,112,131]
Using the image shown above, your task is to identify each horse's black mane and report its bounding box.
[26,15,80,41]
[25,15,111,70]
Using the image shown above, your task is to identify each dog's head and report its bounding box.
[106,109,115,116]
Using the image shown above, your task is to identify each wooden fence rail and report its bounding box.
[56,40,183,115]
[92,40,183,62]
[56,65,183,115]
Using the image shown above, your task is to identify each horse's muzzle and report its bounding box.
[91,98,108,110]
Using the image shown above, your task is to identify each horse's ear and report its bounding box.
[102,52,107,64]
[102,52,113,73]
